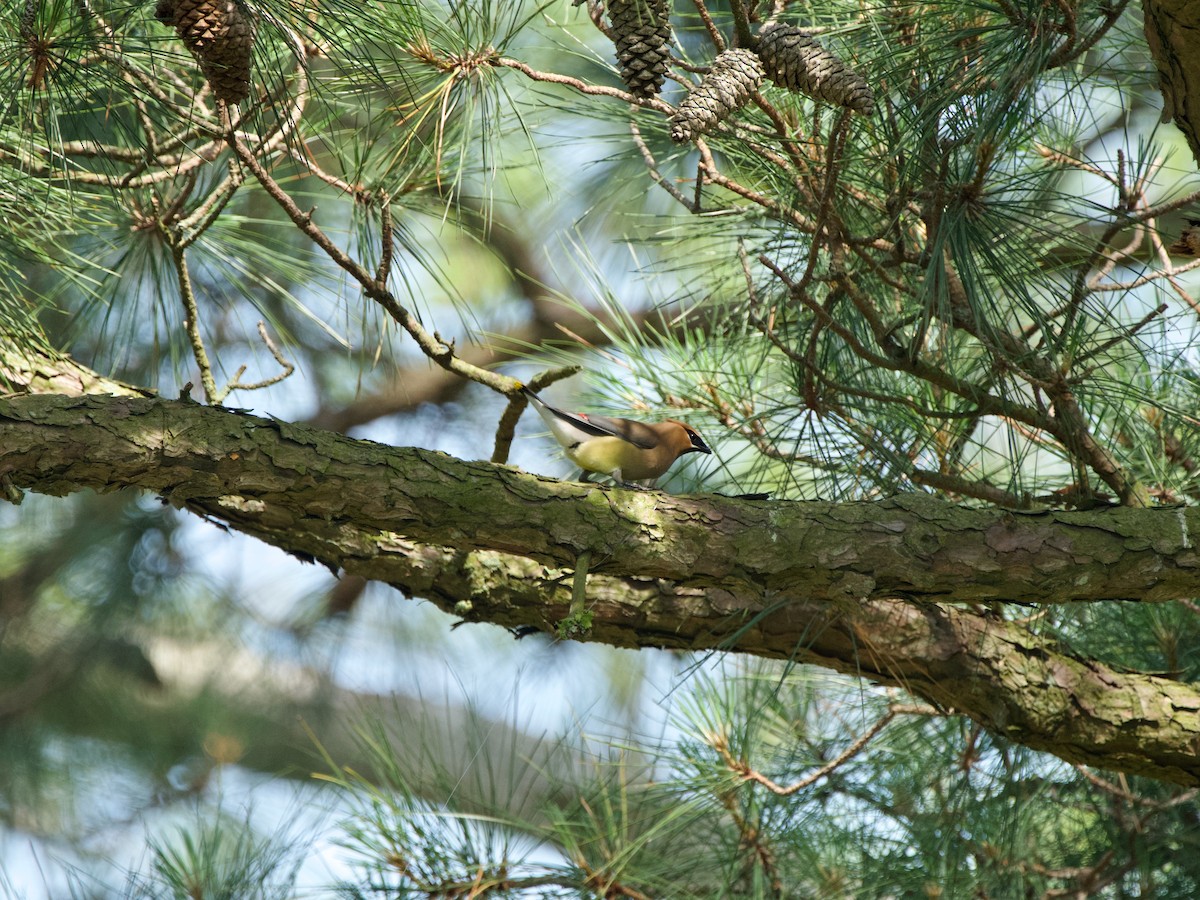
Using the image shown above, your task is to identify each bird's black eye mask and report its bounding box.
[688,431,712,454]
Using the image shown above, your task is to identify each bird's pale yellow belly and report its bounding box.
[567,437,660,481]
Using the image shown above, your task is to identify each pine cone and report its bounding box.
[156,0,255,104]
[19,0,37,43]
[608,0,672,99]
[756,24,873,114]
[21,0,50,90]
[669,48,764,143]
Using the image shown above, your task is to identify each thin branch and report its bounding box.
[714,704,940,797]
[226,130,519,398]
[1148,217,1200,317]
[281,144,361,194]
[376,190,396,287]
[1047,0,1130,69]
[1072,303,1168,369]
[910,468,1028,509]
[0,141,224,188]
[169,241,220,404]
[1089,259,1200,292]
[1074,765,1200,811]
[218,322,296,399]
[629,119,695,211]
[797,113,851,294]
[494,56,673,114]
[696,140,819,232]
[748,94,820,207]
[176,160,246,249]
[491,364,581,464]
[692,0,728,50]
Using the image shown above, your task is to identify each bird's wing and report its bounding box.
[573,412,661,449]
[522,386,662,450]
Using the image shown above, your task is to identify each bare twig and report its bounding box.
[696,140,819,232]
[226,130,520,397]
[629,119,695,211]
[713,703,940,797]
[376,190,396,287]
[218,322,296,399]
[1071,303,1169,370]
[495,57,673,115]
[1075,765,1199,811]
[169,242,220,404]
[176,161,246,249]
[491,364,581,464]
[693,0,728,50]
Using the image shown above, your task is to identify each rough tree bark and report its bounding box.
[1143,0,1200,167]
[2,390,1200,785]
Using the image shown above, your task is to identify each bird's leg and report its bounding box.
[610,468,645,490]
[578,470,592,483]
[613,472,656,490]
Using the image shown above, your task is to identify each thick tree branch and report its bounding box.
[2,393,1199,605]
[1143,0,1200,168]
[4,393,1200,784]
[0,345,153,398]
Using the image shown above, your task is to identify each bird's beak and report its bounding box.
[689,433,712,455]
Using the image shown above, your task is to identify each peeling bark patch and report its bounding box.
[829,572,875,598]
[218,495,266,514]
[985,521,1047,554]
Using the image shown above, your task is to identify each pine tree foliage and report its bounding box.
[227,666,1200,897]
[4,0,1200,893]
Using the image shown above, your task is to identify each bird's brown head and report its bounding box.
[667,421,712,457]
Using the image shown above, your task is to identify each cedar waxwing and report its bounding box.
[521,385,712,485]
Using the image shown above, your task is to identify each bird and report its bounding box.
[1170,219,1200,256]
[519,384,712,486]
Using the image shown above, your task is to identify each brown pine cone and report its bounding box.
[756,23,873,114]
[670,48,764,143]
[608,0,672,99]
[156,0,255,104]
